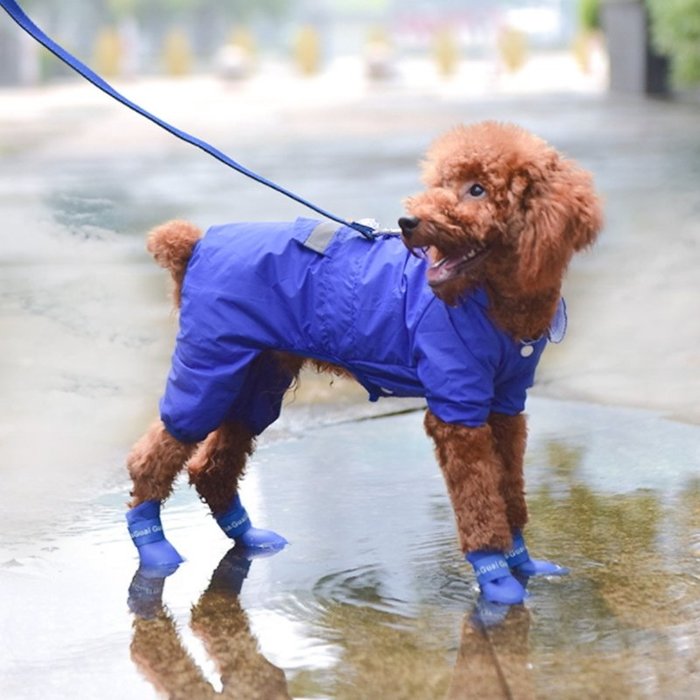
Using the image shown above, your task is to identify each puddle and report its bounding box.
[1,401,699,699]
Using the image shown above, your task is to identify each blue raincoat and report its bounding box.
[160,218,564,442]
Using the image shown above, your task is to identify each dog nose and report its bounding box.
[398,217,420,238]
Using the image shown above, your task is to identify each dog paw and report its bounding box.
[505,530,569,578]
[236,526,288,554]
[134,539,185,569]
[126,500,185,569]
[479,574,527,605]
[467,550,527,605]
[511,558,569,578]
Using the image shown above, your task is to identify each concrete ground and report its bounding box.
[0,55,698,699]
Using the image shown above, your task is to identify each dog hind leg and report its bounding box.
[127,420,197,506]
[126,420,197,568]
[188,420,255,517]
[189,419,289,553]
[188,352,304,552]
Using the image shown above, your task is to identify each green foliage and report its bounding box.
[647,0,700,85]
[578,0,601,32]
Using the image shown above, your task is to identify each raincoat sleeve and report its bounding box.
[491,356,540,417]
[159,282,259,443]
[414,310,497,428]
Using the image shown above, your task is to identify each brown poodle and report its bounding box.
[126,121,602,605]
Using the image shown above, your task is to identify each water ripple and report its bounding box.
[312,563,415,618]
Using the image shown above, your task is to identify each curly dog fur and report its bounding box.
[128,121,602,557]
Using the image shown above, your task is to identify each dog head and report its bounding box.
[400,122,603,305]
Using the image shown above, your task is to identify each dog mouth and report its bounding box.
[422,245,490,287]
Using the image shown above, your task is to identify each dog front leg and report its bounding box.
[487,412,528,531]
[424,411,512,553]
[488,412,569,579]
[425,410,530,604]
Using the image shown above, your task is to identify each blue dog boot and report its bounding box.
[215,495,288,553]
[505,530,569,577]
[467,550,527,605]
[126,500,184,570]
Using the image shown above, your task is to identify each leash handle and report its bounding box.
[0,0,377,240]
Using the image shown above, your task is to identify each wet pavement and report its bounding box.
[1,64,699,698]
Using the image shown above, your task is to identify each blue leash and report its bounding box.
[0,0,376,239]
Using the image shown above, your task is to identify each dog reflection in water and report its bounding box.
[447,602,534,699]
[128,548,290,700]
[129,549,536,697]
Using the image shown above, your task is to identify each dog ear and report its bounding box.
[517,158,603,288]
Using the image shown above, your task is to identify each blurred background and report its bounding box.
[1,3,700,699]
[5,0,597,86]
[0,0,695,95]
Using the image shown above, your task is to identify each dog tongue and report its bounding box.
[427,256,460,286]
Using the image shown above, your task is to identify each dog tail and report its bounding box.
[147,220,202,307]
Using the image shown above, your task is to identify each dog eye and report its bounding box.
[466,183,486,198]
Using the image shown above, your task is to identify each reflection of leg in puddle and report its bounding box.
[447,604,534,699]
[128,547,290,700]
